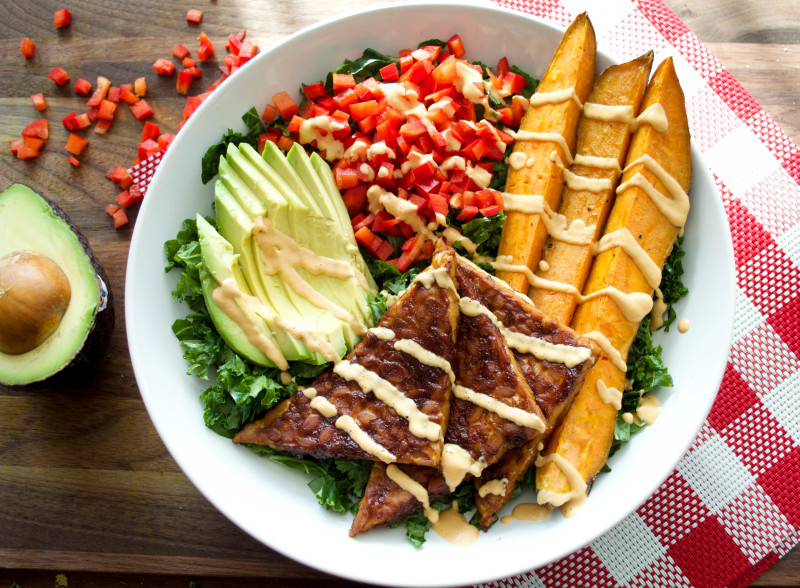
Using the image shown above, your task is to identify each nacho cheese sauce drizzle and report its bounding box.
[369,327,396,341]
[535,452,588,517]
[596,379,623,411]
[432,501,480,546]
[581,331,627,373]
[252,216,368,335]
[509,130,574,165]
[617,154,690,228]
[593,228,662,289]
[394,339,456,384]
[528,88,584,109]
[637,393,661,425]
[441,443,488,491]
[501,503,551,524]
[333,359,440,441]
[212,279,289,370]
[478,477,509,498]
[678,318,690,333]
[453,384,546,432]
[501,193,595,245]
[459,297,591,369]
[335,415,397,463]
[386,464,439,523]
[582,102,668,133]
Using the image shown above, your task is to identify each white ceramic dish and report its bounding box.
[126,3,735,586]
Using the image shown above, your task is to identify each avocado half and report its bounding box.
[0,183,115,386]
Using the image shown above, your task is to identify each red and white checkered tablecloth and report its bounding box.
[129,1,799,585]
[473,0,800,587]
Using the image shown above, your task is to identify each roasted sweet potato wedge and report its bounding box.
[529,51,654,323]
[496,12,596,293]
[536,57,691,506]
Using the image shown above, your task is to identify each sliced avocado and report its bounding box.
[196,215,279,367]
[214,168,350,362]
[261,141,327,217]
[0,183,114,386]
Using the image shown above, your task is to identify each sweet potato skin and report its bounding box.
[496,12,596,293]
[529,52,654,324]
[537,57,691,497]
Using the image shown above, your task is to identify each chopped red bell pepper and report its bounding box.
[138,138,160,161]
[53,9,71,28]
[141,121,160,141]
[22,119,49,140]
[110,206,129,229]
[97,99,117,121]
[447,34,465,59]
[67,154,81,167]
[172,44,190,60]
[379,63,399,82]
[119,87,138,104]
[20,38,35,58]
[158,133,175,151]
[129,99,153,120]
[182,57,196,68]
[30,93,46,111]
[186,9,203,23]
[176,70,194,95]
[65,133,89,155]
[197,32,214,62]
[332,73,356,92]
[16,137,44,159]
[74,78,92,95]
[153,58,176,76]
[86,76,111,107]
[134,77,146,96]
[272,91,299,119]
[48,66,69,86]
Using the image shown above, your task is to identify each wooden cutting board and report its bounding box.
[0,1,797,586]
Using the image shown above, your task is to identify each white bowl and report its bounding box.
[126,3,735,586]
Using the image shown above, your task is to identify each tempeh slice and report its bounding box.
[496,13,596,293]
[529,52,654,322]
[233,246,459,466]
[536,57,691,511]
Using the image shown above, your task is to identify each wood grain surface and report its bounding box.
[0,1,798,587]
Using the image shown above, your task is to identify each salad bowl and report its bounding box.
[126,2,735,586]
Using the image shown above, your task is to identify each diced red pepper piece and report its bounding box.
[134,77,146,96]
[238,41,258,61]
[333,88,359,111]
[197,32,214,62]
[16,137,44,159]
[67,154,80,167]
[21,119,49,140]
[158,133,175,151]
[153,58,176,76]
[332,73,356,92]
[172,44,190,60]
[9,138,24,154]
[105,204,120,215]
[116,188,143,208]
[184,66,203,78]
[53,9,71,28]
[342,185,368,217]
[349,99,378,122]
[111,207,129,229]
[399,54,413,74]
[261,103,277,123]
[97,99,117,121]
[108,167,130,183]
[94,119,112,135]
[374,239,395,261]
[137,138,160,161]
[48,66,69,86]
[502,71,527,96]
[30,93,46,111]
[354,226,386,258]
[447,34,465,59]
[65,133,88,155]
[107,86,121,104]
[72,112,91,130]
[379,63,399,82]
[275,135,295,152]
[226,33,242,55]
[352,213,375,232]
[74,78,92,95]
[20,38,35,58]
[176,70,194,95]
[272,91,299,119]
[302,82,326,101]
[140,121,160,141]
[456,204,479,222]
[129,99,153,120]
[62,111,79,131]
[182,57,196,68]
[333,166,360,190]
[186,9,203,23]
[87,76,111,107]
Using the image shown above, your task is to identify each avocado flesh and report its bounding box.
[196,215,277,367]
[216,163,348,362]
[0,184,104,385]
[227,145,373,347]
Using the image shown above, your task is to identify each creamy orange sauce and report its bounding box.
[637,393,661,425]
[649,286,668,331]
[596,379,623,411]
[298,116,350,161]
[432,501,479,546]
[594,228,662,289]
[581,331,627,373]
[678,318,690,333]
[394,339,456,384]
[535,452,587,517]
[501,193,595,245]
[573,153,622,171]
[452,384,546,432]
[509,130,574,165]
[501,502,551,524]
[478,477,509,498]
[618,154,690,228]
[335,415,396,463]
[441,443,487,491]
[528,88,583,109]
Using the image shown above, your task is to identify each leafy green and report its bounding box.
[458,211,506,258]
[325,48,399,93]
[417,38,446,48]
[509,64,539,97]
[200,107,265,184]
[658,236,689,331]
[363,255,428,294]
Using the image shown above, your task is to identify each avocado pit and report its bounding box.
[0,250,71,355]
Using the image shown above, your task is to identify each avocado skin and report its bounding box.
[0,184,115,387]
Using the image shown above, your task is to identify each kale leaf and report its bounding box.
[200,107,265,184]
[325,48,399,93]
[658,236,689,331]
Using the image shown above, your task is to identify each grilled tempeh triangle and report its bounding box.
[233,246,459,466]
[350,257,595,536]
